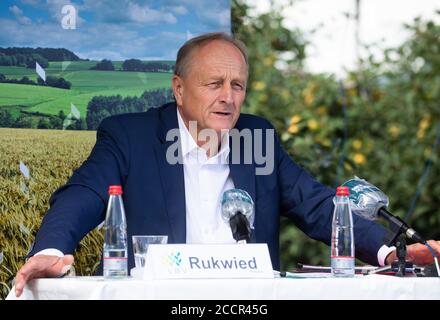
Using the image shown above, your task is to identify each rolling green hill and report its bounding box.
[62,70,171,93]
[0,60,173,118]
[0,66,37,80]
[0,83,68,106]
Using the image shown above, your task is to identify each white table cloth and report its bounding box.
[6,274,440,300]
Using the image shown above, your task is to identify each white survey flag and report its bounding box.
[19,161,30,179]
[36,61,46,81]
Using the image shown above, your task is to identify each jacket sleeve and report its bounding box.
[29,116,130,256]
[276,136,388,266]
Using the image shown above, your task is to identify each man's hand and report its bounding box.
[14,254,74,298]
[385,240,440,265]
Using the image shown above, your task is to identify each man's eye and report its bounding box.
[208,82,221,88]
[233,83,244,90]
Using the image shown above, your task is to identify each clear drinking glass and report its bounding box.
[132,235,168,268]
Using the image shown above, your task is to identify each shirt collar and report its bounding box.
[176,107,230,162]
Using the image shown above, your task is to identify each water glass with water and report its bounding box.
[132,235,168,269]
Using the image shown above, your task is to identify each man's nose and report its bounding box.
[218,84,233,105]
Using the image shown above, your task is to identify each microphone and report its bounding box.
[221,189,255,243]
[342,177,426,245]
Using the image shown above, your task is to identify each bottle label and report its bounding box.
[331,256,354,269]
[104,257,128,271]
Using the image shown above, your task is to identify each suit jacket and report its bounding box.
[30,102,388,271]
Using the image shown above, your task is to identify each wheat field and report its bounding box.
[0,128,103,299]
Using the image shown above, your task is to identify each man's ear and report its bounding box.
[172,75,184,106]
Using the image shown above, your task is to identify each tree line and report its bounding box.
[0,52,49,68]
[86,88,174,129]
[89,59,174,72]
[90,59,115,71]
[0,47,80,61]
[0,73,71,89]
[0,110,85,129]
[121,59,174,72]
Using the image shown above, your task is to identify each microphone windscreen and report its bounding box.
[342,177,389,221]
[221,189,255,229]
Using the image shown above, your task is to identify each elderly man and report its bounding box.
[14,32,440,297]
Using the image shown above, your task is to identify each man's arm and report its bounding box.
[15,115,131,296]
[274,133,388,266]
[28,115,130,256]
[276,141,440,266]
[29,185,105,256]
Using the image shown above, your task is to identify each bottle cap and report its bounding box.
[108,185,123,195]
[336,186,349,196]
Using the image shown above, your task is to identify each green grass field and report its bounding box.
[0,83,67,107]
[0,60,173,118]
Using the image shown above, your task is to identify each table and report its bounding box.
[6,274,440,300]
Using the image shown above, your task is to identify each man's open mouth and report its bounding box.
[213,111,231,116]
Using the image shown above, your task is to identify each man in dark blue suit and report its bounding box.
[15,32,440,297]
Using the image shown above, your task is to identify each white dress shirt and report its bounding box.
[36,108,395,266]
[176,108,236,244]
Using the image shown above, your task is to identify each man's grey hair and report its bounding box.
[174,32,249,78]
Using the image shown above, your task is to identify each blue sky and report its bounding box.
[0,0,231,61]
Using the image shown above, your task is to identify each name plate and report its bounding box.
[133,243,274,280]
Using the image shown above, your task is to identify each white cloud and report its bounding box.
[1,1,231,61]
[127,3,177,24]
[198,8,230,28]
[9,5,32,25]
[46,0,73,21]
[37,0,86,28]
[79,1,178,25]
[169,5,188,15]
[9,5,23,15]
[82,50,126,61]
[0,17,180,60]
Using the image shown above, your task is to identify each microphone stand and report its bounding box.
[382,210,411,277]
[395,235,407,277]
[229,211,251,243]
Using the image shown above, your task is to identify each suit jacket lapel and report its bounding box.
[154,103,186,243]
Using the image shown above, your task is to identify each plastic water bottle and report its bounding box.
[103,185,128,278]
[331,186,355,277]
